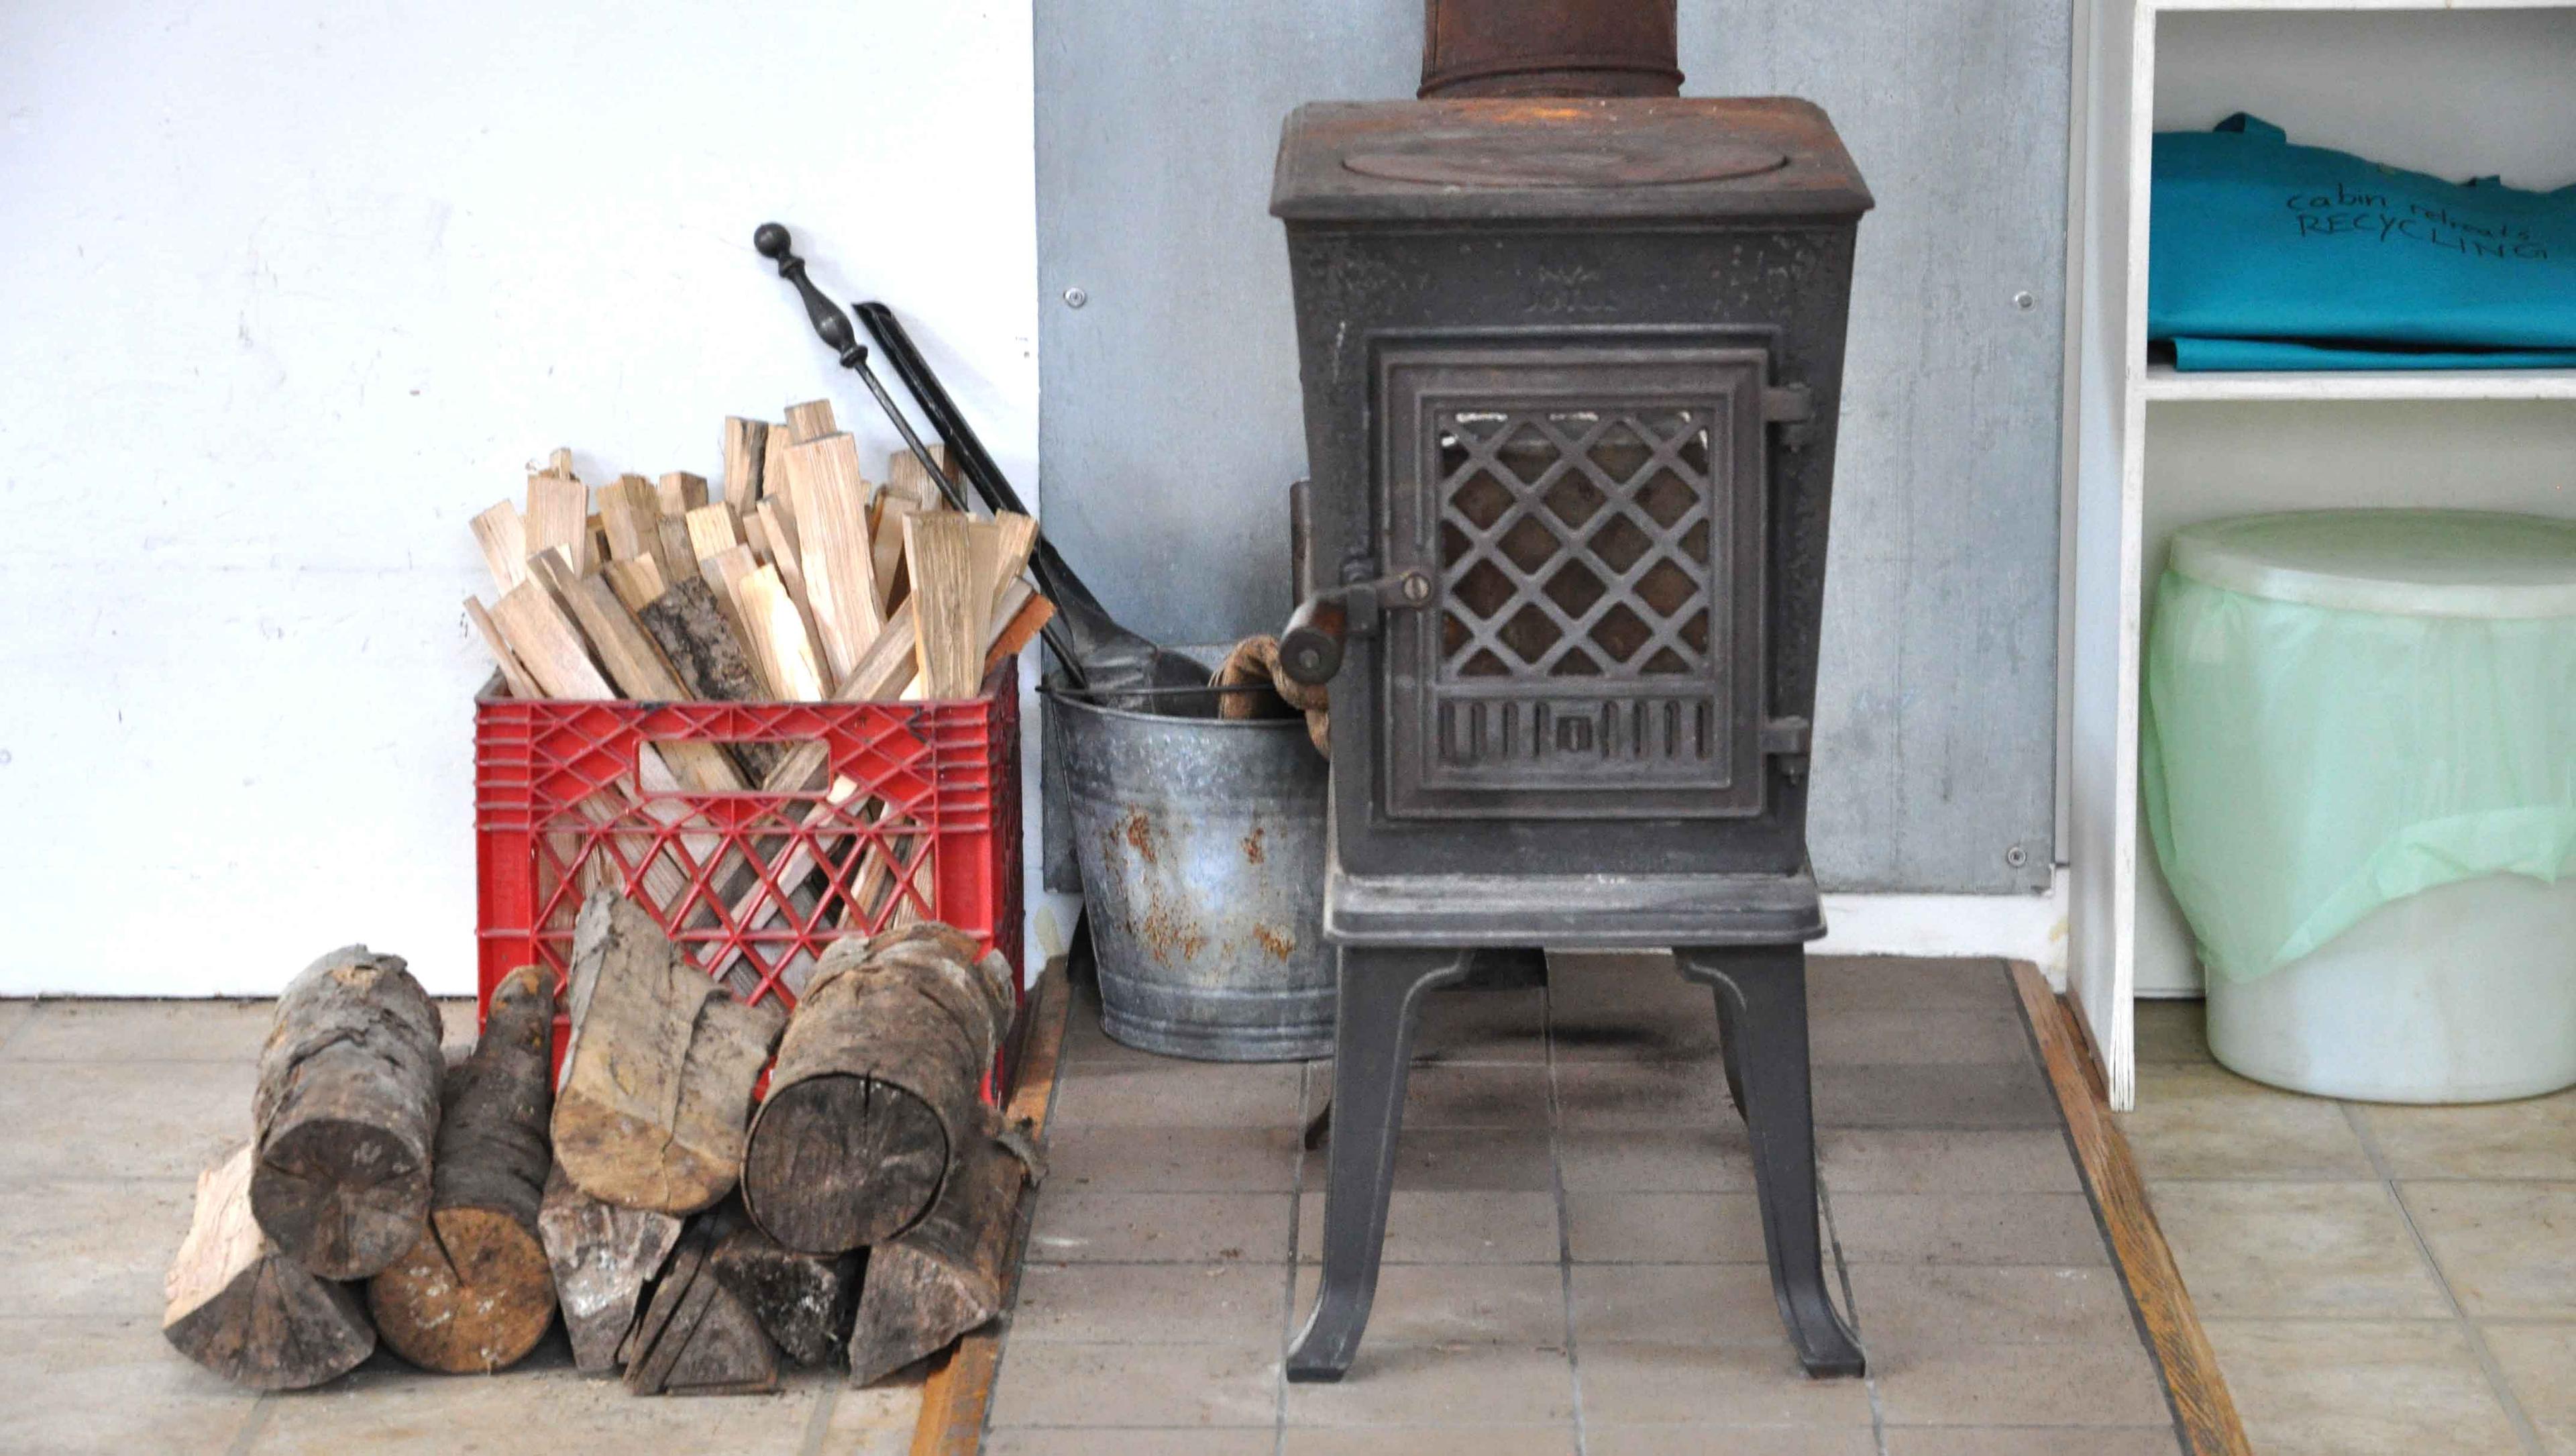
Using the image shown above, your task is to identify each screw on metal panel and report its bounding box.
[2013,291,2036,311]
[1062,287,1089,309]
[1401,571,1432,604]
[2004,843,2029,868]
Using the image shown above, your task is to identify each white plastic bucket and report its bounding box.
[2153,510,2576,1104]
[2207,873,2576,1103]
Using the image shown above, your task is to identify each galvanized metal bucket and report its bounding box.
[1050,687,1333,1061]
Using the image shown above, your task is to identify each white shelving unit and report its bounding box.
[2141,365,2576,402]
[2068,0,2576,1106]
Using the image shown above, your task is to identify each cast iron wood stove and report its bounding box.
[1269,9,1872,1384]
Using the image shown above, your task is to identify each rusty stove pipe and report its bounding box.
[1418,0,1682,99]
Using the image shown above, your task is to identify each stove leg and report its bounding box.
[1676,943,1866,1378]
[1709,988,1750,1122]
[1286,945,1467,1383]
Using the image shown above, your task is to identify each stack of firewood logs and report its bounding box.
[462,406,1055,996]
[162,945,537,1390]
[467,405,1053,715]
[163,896,1033,1396]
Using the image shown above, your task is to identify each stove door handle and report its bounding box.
[1279,568,1434,686]
[1279,594,1349,686]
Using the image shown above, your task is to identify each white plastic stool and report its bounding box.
[2160,510,2576,1104]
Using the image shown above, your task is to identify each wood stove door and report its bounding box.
[1380,342,1771,821]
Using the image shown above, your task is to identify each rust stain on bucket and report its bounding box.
[1055,693,1333,1059]
[1135,897,1208,964]
[1122,810,1159,866]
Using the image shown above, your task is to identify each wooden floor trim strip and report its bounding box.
[2010,960,2251,1456]
[909,958,1072,1456]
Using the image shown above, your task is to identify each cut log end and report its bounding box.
[165,1259,377,1392]
[252,945,443,1280]
[844,1132,1028,1387]
[366,962,557,1373]
[367,1206,556,1373]
[250,1123,432,1282]
[706,1225,859,1367]
[845,1243,991,1387]
[744,1074,947,1253]
[165,1145,376,1392]
[745,925,1016,1255]
[538,1163,683,1376]
[623,1233,781,1396]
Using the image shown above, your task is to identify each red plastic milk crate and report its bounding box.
[474,661,1023,1076]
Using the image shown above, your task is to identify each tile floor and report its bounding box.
[989,953,2187,1455]
[28,968,2564,1453]
[0,996,915,1456]
[2124,999,2576,1456]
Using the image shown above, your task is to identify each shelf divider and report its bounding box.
[2141,364,2576,403]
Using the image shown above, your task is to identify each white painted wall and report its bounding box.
[0,1,1038,995]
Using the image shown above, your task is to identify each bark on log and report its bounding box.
[538,1163,683,1375]
[637,578,781,780]
[707,1223,859,1367]
[252,945,445,1279]
[638,572,830,964]
[742,925,1016,1253]
[845,1121,1032,1386]
[553,891,787,1214]
[164,1143,376,1391]
[366,965,558,1373]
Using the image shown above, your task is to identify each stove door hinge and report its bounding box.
[1278,563,1435,686]
[1761,715,1812,783]
[1763,384,1816,451]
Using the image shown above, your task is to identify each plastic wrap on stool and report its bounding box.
[2143,509,2576,1100]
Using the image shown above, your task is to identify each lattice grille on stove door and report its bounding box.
[1436,409,1716,683]
[1379,343,1770,821]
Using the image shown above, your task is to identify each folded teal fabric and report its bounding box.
[2171,337,2576,372]
[2151,115,2576,371]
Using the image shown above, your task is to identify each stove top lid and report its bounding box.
[1271,97,1871,223]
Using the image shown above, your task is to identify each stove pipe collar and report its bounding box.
[1419,0,1683,100]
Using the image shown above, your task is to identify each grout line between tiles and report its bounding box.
[0,1174,206,1191]
[0,1313,217,1322]
[2343,1100,2546,1456]
[1541,974,1590,1456]
[0,1002,44,1059]
[1273,1058,1306,1456]
[5,1055,281,1068]
[1817,1176,1890,1456]
[973,971,1087,1451]
[1878,1422,2214,1435]
[991,1420,1571,1430]
[2161,1310,2503,1327]
[796,1379,841,1456]
[221,1394,271,1456]
[2131,1172,2434,1184]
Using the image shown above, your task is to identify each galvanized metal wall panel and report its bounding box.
[1036,0,2066,892]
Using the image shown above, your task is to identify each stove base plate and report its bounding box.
[1323,863,1823,947]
